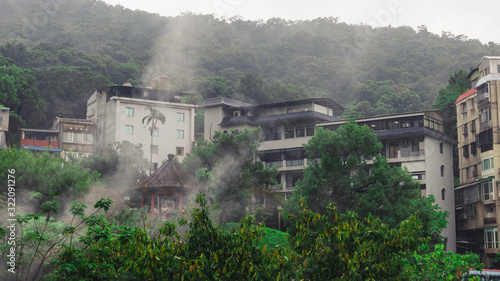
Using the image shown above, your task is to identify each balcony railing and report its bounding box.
[485,217,497,225]
[21,139,59,148]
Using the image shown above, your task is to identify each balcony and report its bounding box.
[484,217,497,225]
[21,139,59,148]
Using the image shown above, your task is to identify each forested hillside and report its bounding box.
[1,0,499,144]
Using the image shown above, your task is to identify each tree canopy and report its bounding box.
[286,121,448,241]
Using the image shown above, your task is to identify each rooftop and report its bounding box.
[455,88,477,104]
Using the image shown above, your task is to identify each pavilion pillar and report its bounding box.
[159,195,162,218]
[179,192,183,213]
[150,191,155,219]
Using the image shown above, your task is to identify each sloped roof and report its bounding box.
[201,97,253,108]
[455,88,477,104]
[135,154,201,192]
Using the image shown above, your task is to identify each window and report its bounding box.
[261,150,283,168]
[285,148,305,166]
[286,172,303,188]
[465,167,470,179]
[176,129,184,139]
[152,127,159,137]
[461,102,467,115]
[63,132,93,144]
[470,142,477,155]
[482,180,494,201]
[439,142,443,154]
[484,227,498,249]
[296,126,305,137]
[483,158,494,171]
[176,112,185,122]
[125,107,134,117]
[480,107,491,123]
[440,165,445,177]
[470,121,476,132]
[152,162,158,171]
[306,126,315,136]
[462,124,468,136]
[151,145,158,154]
[412,140,419,152]
[125,125,133,135]
[462,145,469,158]
[176,147,184,156]
[285,127,295,139]
[441,188,446,200]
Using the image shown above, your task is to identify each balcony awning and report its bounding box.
[22,145,62,152]
[476,73,500,88]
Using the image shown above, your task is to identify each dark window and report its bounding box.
[439,142,443,154]
[440,165,445,177]
[306,126,315,136]
[285,127,294,139]
[441,188,446,200]
[286,172,304,188]
[285,148,305,166]
[470,142,477,155]
[296,126,305,137]
[412,141,419,152]
[463,145,469,158]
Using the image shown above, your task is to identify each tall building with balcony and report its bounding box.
[86,77,197,168]
[201,97,345,197]
[455,56,500,264]
[322,111,456,252]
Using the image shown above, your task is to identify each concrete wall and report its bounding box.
[424,135,456,252]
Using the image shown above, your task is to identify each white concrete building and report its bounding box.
[87,79,196,169]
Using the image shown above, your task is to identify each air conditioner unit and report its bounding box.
[233,111,240,117]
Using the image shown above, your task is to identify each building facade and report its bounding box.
[202,97,345,197]
[86,78,196,168]
[455,56,500,264]
[0,107,9,149]
[322,111,456,252]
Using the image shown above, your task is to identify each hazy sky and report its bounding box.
[102,0,500,44]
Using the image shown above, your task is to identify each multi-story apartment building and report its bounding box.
[86,77,196,169]
[1,107,9,149]
[203,97,456,251]
[53,117,96,160]
[202,97,345,197]
[322,111,456,252]
[455,56,500,264]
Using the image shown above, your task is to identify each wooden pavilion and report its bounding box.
[135,153,202,218]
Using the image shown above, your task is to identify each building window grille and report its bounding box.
[484,227,498,249]
[306,126,315,136]
[285,127,295,139]
[176,147,184,156]
[482,180,494,201]
[296,126,305,137]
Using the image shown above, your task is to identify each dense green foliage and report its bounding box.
[1,194,482,280]
[183,128,279,222]
[287,121,448,242]
[0,148,99,209]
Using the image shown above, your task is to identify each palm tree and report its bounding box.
[142,106,166,175]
